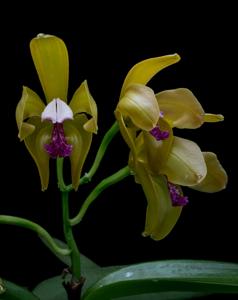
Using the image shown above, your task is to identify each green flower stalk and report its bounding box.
[115,55,228,240]
[16,34,98,191]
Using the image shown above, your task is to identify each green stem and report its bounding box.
[0,215,70,257]
[57,157,67,191]
[62,191,81,280]
[56,158,81,280]
[65,121,120,192]
[70,166,131,226]
[84,121,119,181]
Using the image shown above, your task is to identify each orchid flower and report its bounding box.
[115,55,227,240]
[16,34,97,191]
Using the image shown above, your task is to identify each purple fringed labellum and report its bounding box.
[149,126,169,141]
[44,123,72,158]
[168,182,189,207]
[41,98,74,158]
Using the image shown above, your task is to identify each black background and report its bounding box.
[1,3,237,294]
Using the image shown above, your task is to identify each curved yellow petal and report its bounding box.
[156,88,204,128]
[24,117,51,191]
[161,137,207,186]
[143,119,174,173]
[64,115,93,190]
[30,34,69,103]
[190,152,228,192]
[129,139,145,174]
[115,111,137,160]
[134,161,182,241]
[16,86,45,141]
[121,54,180,96]
[156,89,224,128]
[203,113,224,122]
[69,80,98,133]
[117,84,160,131]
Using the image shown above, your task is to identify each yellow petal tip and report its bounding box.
[171,53,181,62]
[142,231,162,241]
[203,113,224,122]
[142,231,148,237]
[36,33,53,39]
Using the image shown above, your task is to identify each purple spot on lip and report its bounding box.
[168,182,189,207]
[149,126,169,141]
[44,123,72,158]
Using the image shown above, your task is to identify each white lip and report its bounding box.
[41,98,73,123]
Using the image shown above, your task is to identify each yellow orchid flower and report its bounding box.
[129,132,227,241]
[115,55,223,153]
[16,34,97,191]
[116,55,227,241]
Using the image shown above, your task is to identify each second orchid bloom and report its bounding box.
[115,54,227,240]
[16,34,98,191]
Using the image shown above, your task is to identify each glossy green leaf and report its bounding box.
[109,291,208,299]
[32,277,207,300]
[33,251,122,299]
[0,280,39,300]
[32,276,66,300]
[82,260,238,300]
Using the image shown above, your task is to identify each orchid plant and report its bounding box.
[0,34,237,300]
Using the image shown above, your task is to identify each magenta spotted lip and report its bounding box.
[41,98,73,158]
[44,123,72,158]
[168,182,189,207]
[149,126,169,141]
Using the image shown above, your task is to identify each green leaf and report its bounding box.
[0,279,39,300]
[33,250,122,299]
[82,260,238,300]
[108,292,208,299]
[34,240,238,299]
[32,276,66,300]
[52,239,122,292]
[81,256,125,295]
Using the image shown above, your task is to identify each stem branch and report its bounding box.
[0,215,70,257]
[70,166,131,226]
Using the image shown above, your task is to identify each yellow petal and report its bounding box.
[134,161,182,241]
[121,54,180,96]
[24,118,51,191]
[143,119,174,173]
[30,34,69,103]
[16,86,45,141]
[203,113,224,122]
[64,115,93,190]
[117,84,160,131]
[156,88,205,128]
[115,110,137,156]
[156,89,224,128]
[69,80,98,133]
[161,137,207,186]
[190,152,228,192]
